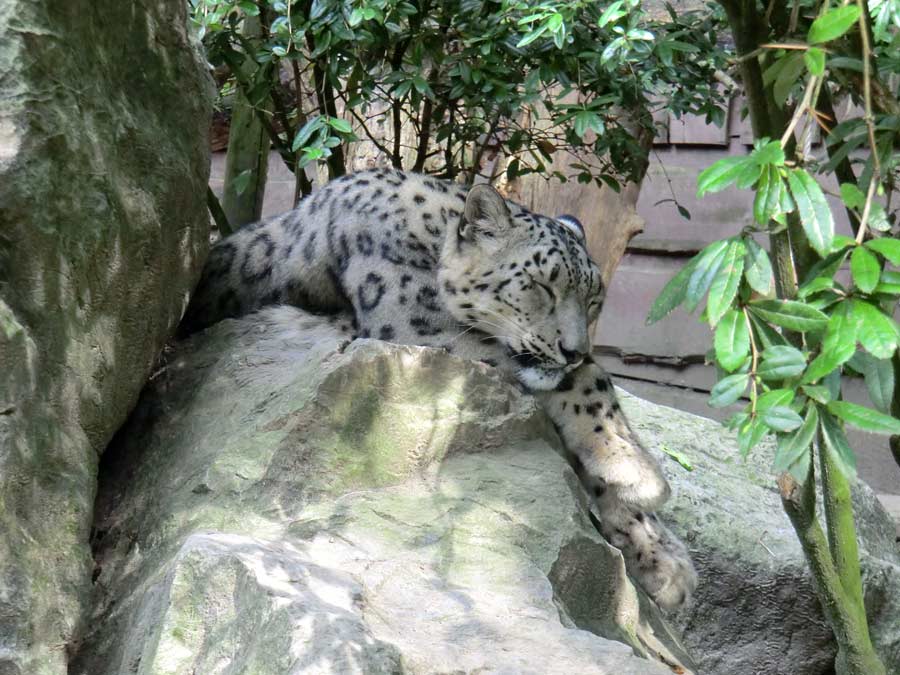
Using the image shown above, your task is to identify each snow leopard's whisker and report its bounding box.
[469,310,530,343]
[469,319,527,345]
[447,324,481,344]
[477,306,526,333]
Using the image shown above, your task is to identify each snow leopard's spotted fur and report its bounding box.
[182,168,697,608]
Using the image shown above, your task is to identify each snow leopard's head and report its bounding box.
[438,184,604,390]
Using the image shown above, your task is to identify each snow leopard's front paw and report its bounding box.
[597,496,697,610]
[589,430,671,512]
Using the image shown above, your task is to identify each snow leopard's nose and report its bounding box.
[558,342,587,366]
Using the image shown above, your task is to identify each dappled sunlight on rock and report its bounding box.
[72,306,692,674]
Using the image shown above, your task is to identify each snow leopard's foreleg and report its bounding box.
[533,356,697,609]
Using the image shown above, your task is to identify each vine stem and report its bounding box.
[781,75,820,148]
[779,468,886,675]
[743,306,760,414]
[855,0,880,242]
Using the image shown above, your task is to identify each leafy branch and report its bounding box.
[190,0,729,192]
[649,2,900,672]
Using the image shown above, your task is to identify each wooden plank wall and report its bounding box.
[596,96,856,373]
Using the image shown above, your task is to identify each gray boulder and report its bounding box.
[626,393,900,674]
[72,308,694,675]
[0,2,212,672]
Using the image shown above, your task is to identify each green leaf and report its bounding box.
[546,12,563,32]
[660,443,694,471]
[750,314,790,348]
[753,165,785,227]
[715,309,750,372]
[327,117,353,134]
[832,235,857,250]
[412,75,434,97]
[763,54,788,87]
[744,238,773,295]
[802,384,833,404]
[824,369,842,400]
[829,56,864,72]
[802,246,851,287]
[865,237,900,265]
[803,303,858,383]
[697,157,749,198]
[758,388,795,410]
[827,400,900,434]
[706,239,746,326]
[854,300,900,359]
[868,203,891,232]
[762,406,804,432]
[627,28,655,41]
[774,52,806,108]
[685,240,730,312]
[598,0,626,27]
[348,7,364,26]
[798,275,835,299]
[808,5,861,44]
[804,351,846,384]
[882,270,900,285]
[804,46,825,76]
[758,345,807,380]
[780,176,796,214]
[738,416,768,457]
[748,299,829,333]
[806,292,842,312]
[851,246,880,293]
[573,111,603,139]
[646,257,698,324]
[292,116,324,151]
[725,411,748,431]
[819,408,857,479]
[231,169,252,196]
[516,23,550,47]
[709,373,748,408]
[874,282,900,295]
[736,162,763,190]
[751,139,786,166]
[773,404,818,480]
[839,182,866,209]
[786,169,834,258]
[849,351,895,413]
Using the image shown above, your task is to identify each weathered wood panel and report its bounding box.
[594,252,711,358]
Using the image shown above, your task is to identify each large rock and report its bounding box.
[72,308,695,674]
[0,3,212,672]
[626,394,900,674]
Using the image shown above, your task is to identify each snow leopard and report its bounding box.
[181,168,697,609]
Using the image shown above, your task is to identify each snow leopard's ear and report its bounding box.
[556,214,586,241]
[460,184,512,241]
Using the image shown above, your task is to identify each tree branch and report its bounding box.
[290,58,314,200]
[412,92,435,172]
[389,40,411,169]
[220,48,296,177]
[305,32,345,178]
[207,186,233,236]
[780,468,885,675]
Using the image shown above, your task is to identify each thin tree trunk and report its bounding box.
[222,15,270,228]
